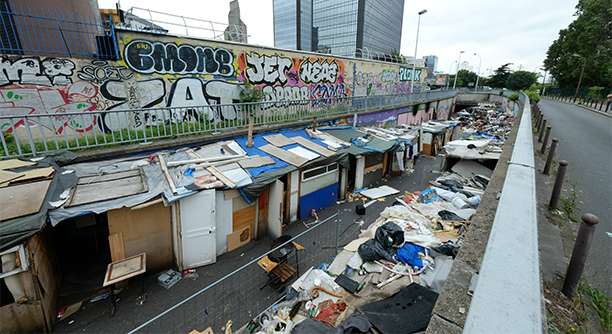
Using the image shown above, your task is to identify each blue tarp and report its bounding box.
[234,129,338,178]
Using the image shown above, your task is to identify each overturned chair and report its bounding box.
[258,235,304,290]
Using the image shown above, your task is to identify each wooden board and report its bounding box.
[0,180,52,221]
[259,144,308,167]
[263,133,295,147]
[227,226,250,252]
[77,169,141,184]
[232,205,256,233]
[0,170,24,184]
[66,170,148,207]
[224,189,242,201]
[108,233,126,263]
[0,159,36,170]
[237,156,275,169]
[290,136,335,157]
[4,167,55,185]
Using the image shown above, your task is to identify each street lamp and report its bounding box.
[572,54,587,103]
[410,9,427,93]
[452,51,464,89]
[446,61,457,90]
[474,52,481,91]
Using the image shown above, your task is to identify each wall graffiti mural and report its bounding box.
[77,60,133,84]
[238,52,347,107]
[124,40,235,76]
[0,57,75,87]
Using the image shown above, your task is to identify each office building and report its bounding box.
[425,55,438,82]
[273,0,405,57]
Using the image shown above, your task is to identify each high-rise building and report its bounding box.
[424,55,438,82]
[273,0,313,51]
[273,0,405,57]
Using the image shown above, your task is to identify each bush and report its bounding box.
[508,93,520,101]
[520,89,540,103]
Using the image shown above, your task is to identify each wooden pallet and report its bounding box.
[271,263,296,282]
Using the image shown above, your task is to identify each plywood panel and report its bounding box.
[0,301,46,333]
[259,144,308,167]
[232,206,255,241]
[107,198,172,272]
[0,180,51,221]
[66,171,147,207]
[108,233,126,263]
[290,136,335,157]
[263,134,295,147]
[237,156,275,169]
[0,159,36,170]
[227,226,250,252]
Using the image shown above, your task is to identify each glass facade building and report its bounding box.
[273,0,405,57]
[273,0,313,51]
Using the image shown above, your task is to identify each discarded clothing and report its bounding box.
[313,299,347,327]
[438,210,464,221]
[417,188,442,203]
[431,243,459,258]
[397,243,426,268]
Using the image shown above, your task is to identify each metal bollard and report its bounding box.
[536,113,543,131]
[549,160,568,209]
[538,119,547,142]
[543,138,558,175]
[562,213,599,298]
[541,126,552,154]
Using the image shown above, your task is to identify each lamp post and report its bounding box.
[572,54,587,103]
[541,69,547,95]
[452,51,464,89]
[410,9,427,93]
[446,61,456,90]
[474,52,481,91]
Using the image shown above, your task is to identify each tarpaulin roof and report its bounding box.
[1,157,77,251]
[319,128,403,156]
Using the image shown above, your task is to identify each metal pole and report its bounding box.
[446,61,456,90]
[335,210,340,255]
[543,138,558,175]
[541,126,551,154]
[474,53,481,91]
[452,51,464,89]
[562,213,599,297]
[536,113,543,131]
[573,57,587,103]
[549,160,568,209]
[538,119,547,142]
[410,10,427,93]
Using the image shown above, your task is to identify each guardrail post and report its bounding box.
[536,113,543,131]
[543,138,558,175]
[562,213,599,298]
[541,126,551,154]
[549,160,568,209]
[538,119,547,142]
[335,210,340,255]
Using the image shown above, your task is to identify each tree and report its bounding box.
[506,71,538,91]
[488,63,513,88]
[544,0,612,88]
[449,69,478,88]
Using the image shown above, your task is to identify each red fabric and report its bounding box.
[313,299,347,327]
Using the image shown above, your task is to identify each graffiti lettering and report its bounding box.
[243,53,292,85]
[78,60,133,84]
[381,70,397,83]
[355,72,372,86]
[262,85,309,107]
[0,57,75,87]
[124,40,234,76]
[399,67,422,82]
[299,59,338,84]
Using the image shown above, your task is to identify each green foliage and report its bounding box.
[239,85,266,103]
[451,69,478,88]
[488,63,514,88]
[507,93,519,101]
[521,88,541,103]
[390,49,408,64]
[559,183,580,222]
[544,0,612,88]
[584,285,612,332]
[586,86,605,100]
[507,71,538,91]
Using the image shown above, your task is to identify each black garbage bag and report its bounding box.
[456,189,474,198]
[438,210,464,221]
[439,179,464,189]
[375,222,405,249]
[358,239,397,263]
[432,244,459,258]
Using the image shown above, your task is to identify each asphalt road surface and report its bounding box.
[538,98,612,296]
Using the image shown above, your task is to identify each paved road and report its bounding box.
[538,98,612,296]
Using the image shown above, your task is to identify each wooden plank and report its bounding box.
[364,162,384,174]
[232,205,256,232]
[263,133,295,147]
[259,144,308,167]
[0,180,51,221]
[0,159,36,170]
[65,175,147,207]
[0,301,46,333]
[103,252,146,287]
[227,226,250,252]
[224,189,241,201]
[0,170,24,184]
[237,156,275,169]
[108,233,126,263]
[4,167,55,186]
[78,169,141,184]
[290,136,335,157]
[158,154,177,194]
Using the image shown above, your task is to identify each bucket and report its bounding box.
[467,195,481,206]
[452,196,469,209]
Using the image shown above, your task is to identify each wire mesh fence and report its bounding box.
[128,211,341,334]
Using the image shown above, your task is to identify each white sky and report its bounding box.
[99,0,578,79]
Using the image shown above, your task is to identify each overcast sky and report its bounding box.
[99,0,578,79]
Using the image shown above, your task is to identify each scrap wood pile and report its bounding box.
[244,172,485,334]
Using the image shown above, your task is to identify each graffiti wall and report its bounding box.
[1,30,428,140]
[349,97,455,127]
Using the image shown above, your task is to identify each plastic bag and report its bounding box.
[375,222,404,249]
[417,188,442,203]
[397,242,426,268]
[358,239,397,263]
[438,210,464,221]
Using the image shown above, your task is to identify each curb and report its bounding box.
[542,96,612,119]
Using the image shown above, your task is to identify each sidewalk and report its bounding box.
[542,96,612,119]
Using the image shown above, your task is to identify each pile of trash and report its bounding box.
[241,171,483,334]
